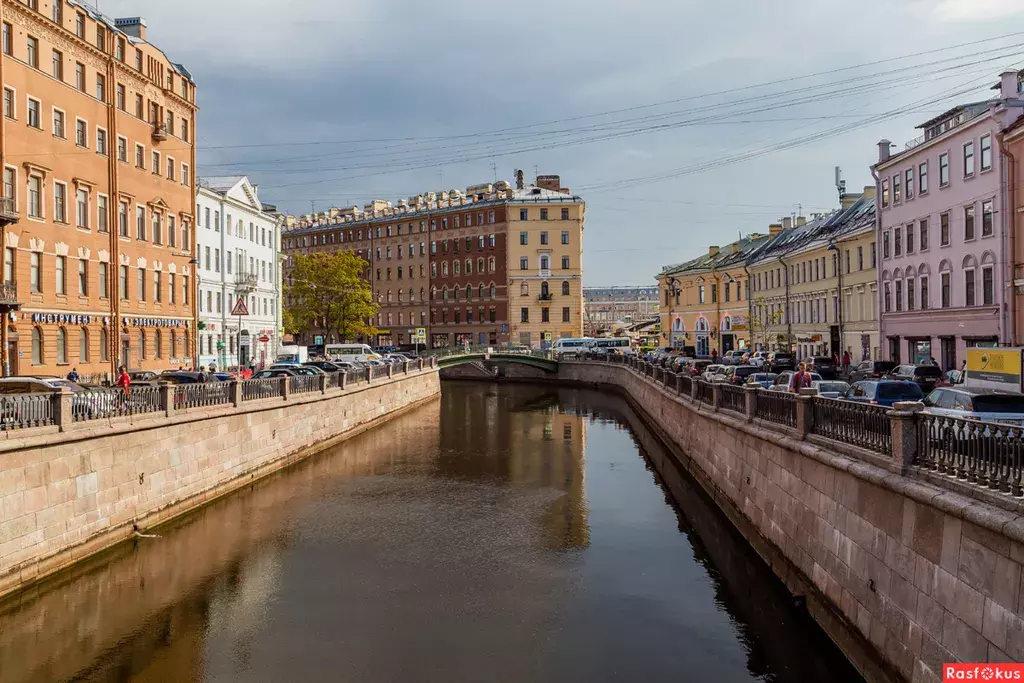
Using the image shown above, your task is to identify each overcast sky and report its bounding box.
[98,0,1024,285]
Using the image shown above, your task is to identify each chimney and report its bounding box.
[515,169,525,190]
[536,175,561,192]
[114,17,147,40]
[862,184,877,200]
[796,216,807,227]
[708,245,720,257]
[769,223,783,237]
[840,193,862,210]
[877,139,892,164]
[782,217,792,230]
[1001,70,1020,99]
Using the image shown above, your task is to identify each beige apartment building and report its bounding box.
[507,175,585,347]
[0,2,197,379]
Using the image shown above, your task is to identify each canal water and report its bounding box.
[0,383,863,683]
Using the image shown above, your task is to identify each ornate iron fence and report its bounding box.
[917,413,1024,495]
[175,382,231,409]
[678,373,692,395]
[370,364,391,380]
[0,394,54,429]
[695,380,714,406]
[755,390,796,427]
[290,375,320,394]
[812,398,891,455]
[720,384,746,414]
[242,377,283,401]
[73,386,162,421]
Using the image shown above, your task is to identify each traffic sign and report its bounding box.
[230,298,249,316]
[314,335,324,345]
[259,335,270,343]
[414,327,426,341]
[544,332,552,342]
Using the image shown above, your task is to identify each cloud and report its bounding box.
[928,0,1024,21]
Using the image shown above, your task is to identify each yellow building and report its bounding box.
[656,234,768,355]
[507,174,584,348]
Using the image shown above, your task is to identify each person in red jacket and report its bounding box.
[791,363,812,393]
[116,365,131,389]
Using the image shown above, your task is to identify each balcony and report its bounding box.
[0,197,17,226]
[538,293,554,303]
[151,124,168,141]
[234,272,258,292]
[0,281,20,307]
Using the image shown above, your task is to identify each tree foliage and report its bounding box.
[284,251,379,342]
[751,296,785,350]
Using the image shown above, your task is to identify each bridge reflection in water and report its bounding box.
[0,384,861,683]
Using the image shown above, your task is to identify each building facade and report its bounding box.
[0,4,197,380]
[874,71,1024,370]
[196,177,280,370]
[583,286,658,335]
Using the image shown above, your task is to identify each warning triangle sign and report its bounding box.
[230,297,250,316]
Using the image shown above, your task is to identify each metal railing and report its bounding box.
[678,372,692,395]
[327,371,345,389]
[0,280,17,304]
[695,380,714,407]
[917,413,1024,494]
[370,364,391,380]
[720,384,746,414]
[0,394,53,429]
[0,196,18,222]
[73,386,162,421]
[755,390,796,427]
[175,382,231,409]
[290,375,320,394]
[242,377,283,401]
[812,398,891,455]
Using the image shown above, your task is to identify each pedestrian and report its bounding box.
[842,349,851,375]
[791,362,812,393]
[116,365,131,410]
[711,348,719,362]
[208,362,217,373]
[66,367,80,382]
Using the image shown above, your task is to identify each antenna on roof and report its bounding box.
[835,166,847,200]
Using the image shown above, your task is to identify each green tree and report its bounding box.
[751,297,783,350]
[284,251,379,342]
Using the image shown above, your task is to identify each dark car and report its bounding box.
[804,356,839,379]
[888,364,944,391]
[848,360,898,382]
[304,361,344,373]
[766,352,795,373]
[729,365,760,386]
[843,380,924,407]
[253,368,297,379]
[159,371,214,384]
[689,360,712,377]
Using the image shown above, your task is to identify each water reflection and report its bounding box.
[0,383,861,683]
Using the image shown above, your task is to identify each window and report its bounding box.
[98,262,108,298]
[939,152,949,186]
[135,49,142,72]
[520,209,528,220]
[95,74,105,102]
[919,162,928,194]
[883,230,890,258]
[521,307,529,323]
[919,219,928,251]
[138,330,145,360]
[95,24,105,51]
[137,268,146,301]
[151,151,159,174]
[167,215,175,248]
[135,143,144,168]
[983,266,994,305]
[2,23,10,56]
[561,281,570,296]
[906,224,914,253]
[982,200,994,237]
[136,205,145,240]
[894,227,902,256]
[921,276,929,310]
[75,62,84,91]
[75,118,86,146]
[561,208,570,220]
[100,328,108,362]
[56,328,66,365]
[965,268,976,306]
[53,181,66,222]
[907,278,915,310]
[135,93,142,118]
[168,273,175,304]
[27,36,38,69]
[938,212,950,246]
[119,265,128,300]
[540,231,548,245]
[540,208,549,220]
[30,252,40,292]
[78,258,87,295]
[27,176,41,218]
[166,157,174,180]
[895,280,903,311]
[981,134,993,172]
[698,285,706,304]
[520,231,528,245]
[75,188,88,228]
[118,201,128,237]
[883,282,891,313]
[51,49,62,80]
[181,164,189,186]
[561,256,570,269]
[3,248,12,285]
[893,174,901,203]
[519,256,528,270]
[963,141,975,177]
[183,276,189,304]
[31,327,42,365]
[905,168,914,200]
[154,271,162,303]
[27,98,40,129]
[116,37,124,62]
[55,255,65,295]
[541,308,549,323]
[152,211,161,244]
[3,87,13,119]
[3,168,13,209]
[964,205,975,241]
[182,119,189,142]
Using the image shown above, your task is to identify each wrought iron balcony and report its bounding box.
[538,293,554,302]
[0,197,17,225]
[0,280,19,306]
[234,272,258,291]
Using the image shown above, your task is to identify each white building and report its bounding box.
[196,177,281,370]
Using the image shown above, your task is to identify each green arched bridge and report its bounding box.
[434,353,559,373]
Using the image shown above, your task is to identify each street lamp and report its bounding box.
[666,276,684,348]
[827,242,844,363]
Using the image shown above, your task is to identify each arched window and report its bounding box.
[397,289,403,302]
[541,281,550,297]
[442,262,449,276]
[409,288,414,302]
[138,330,146,360]
[170,329,177,360]
[722,316,732,331]
[431,286,437,301]
[79,327,89,362]
[100,327,109,362]
[183,331,190,359]
[387,312,393,325]
[488,257,495,273]
[31,327,43,365]
[465,259,472,275]
[56,328,67,365]
[419,287,424,302]
[155,330,163,359]
[453,261,461,276]
[477,258,484,274]
[442,286,449,301]
[561,281,570,296]
[386,289,392,303]
[521,282,529,296]
[672,317,683,331]
[466,284,473,300]
[489,283,496,299]
[453,286,460,300]
[478,283,485,299]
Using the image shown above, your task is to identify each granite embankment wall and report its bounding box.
[552,361,1024,683]
[0,368,440,599]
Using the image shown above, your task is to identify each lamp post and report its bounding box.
[666,276,683,348]
[827,242,844,362]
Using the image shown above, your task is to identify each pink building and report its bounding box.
[874,71,1024,370]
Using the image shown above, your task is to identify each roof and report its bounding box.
[198,176,246,194]
[744,195,876,267]
[915,101,994,130]
[660,231,773,277]
[507,186,583,204]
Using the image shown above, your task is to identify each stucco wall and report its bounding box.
[0,369,440,599]
[556,362,1024,683]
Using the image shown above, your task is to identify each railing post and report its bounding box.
[418,358,424,371]
[889,401,922,473]
[690,377,700,402]
[53,388,73,430]
[744,385,758,422]
[230,380,242,407]
[712,383,723,412]
[319,373,328,394]
[796,388,816,439]
[675,373,684,394]
[161,383,176,416]
[282,376,291,401]
[387,364,394,379]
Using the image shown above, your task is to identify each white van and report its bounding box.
[325,343,379,363]
[551,338,593,359]
[586,337,633,357]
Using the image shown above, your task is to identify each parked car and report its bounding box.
[128,371,159,382]
[744,373,778,389]
[304,361,345,373]
[804,356,839,379]
[811,380,851,399]
[689,360,712,377]
[225,365,254,379]
[935,369,966,387]
[848,360,898,382]
[842,380,924,407]
[159,371,215,384]
[721,350,746,365]
[253,368,298,379]
[702,364,726,382]
[888,364,944,392]
[272,364,322,376]
[747,351,769,368]
[766,352,795,373]
[728,365,760,386]
[922,388,1024,426]
[769,371,823,393]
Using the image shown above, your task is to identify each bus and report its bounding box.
[325,343,379,363]
[551,338,593,359]
[585,337,633,357]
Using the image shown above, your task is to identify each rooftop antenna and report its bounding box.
[438,170,444,192]
[490,162,497,183]
[834,165,847,200]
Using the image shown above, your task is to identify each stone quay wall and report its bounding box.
[0,368,440,600]
[553,361,1024,683]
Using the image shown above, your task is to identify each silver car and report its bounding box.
[922,388,1024,426]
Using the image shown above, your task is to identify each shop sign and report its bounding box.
[121,317,187,328]
[31,312,96,325]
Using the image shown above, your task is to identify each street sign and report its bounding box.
[414,327,426,341]
[314,335,323,345]
[501,323,508,333]
[544,332,552,342]
[259,335,270,343]
[230,298,249,316]
[216,342,224,350]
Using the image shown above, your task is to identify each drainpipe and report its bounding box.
[744,263,754,350]
[871,166,883,359]
[997,131,1017,345]
[712,265,722,353]
[779,255,792,351]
